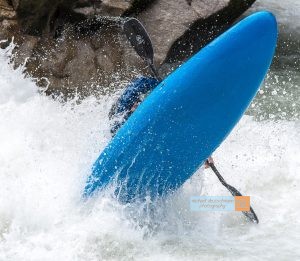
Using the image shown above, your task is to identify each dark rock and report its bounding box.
[74,0,155,17]
[75,0,133,17]
[0,0,16,20]
[16,0,86,35]
[164,0,257,64]
[0,0,18,48]
[0,0,256,97]
[10,0,19,9]
[136,0,256,67]
[123,0,156,16]
[18,21,148,97]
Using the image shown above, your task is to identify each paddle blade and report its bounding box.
[123,18,154,64]
[243,207,259,224]
[209,162,259,224]
[228,185,259,224]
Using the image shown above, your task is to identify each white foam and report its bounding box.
[1,41,300,260]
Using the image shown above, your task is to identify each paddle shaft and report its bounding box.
[207,161,259,223]
[149,62,161,81]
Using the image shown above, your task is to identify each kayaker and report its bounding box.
[109,76,159,136]
[108,75,214,168]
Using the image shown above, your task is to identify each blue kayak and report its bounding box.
[84,11,277,202]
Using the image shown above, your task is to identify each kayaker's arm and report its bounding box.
[109,76,160,136]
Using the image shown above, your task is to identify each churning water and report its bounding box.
[0,0,299,260]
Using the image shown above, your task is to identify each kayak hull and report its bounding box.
[84,11,277,202]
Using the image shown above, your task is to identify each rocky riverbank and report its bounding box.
[0,0,256,97]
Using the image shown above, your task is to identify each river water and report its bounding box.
[0,0,299,260]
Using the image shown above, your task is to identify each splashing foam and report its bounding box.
[0,41,300,260]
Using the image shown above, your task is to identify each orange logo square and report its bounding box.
[235,196,250,211]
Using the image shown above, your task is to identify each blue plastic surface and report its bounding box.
[109,76,159,136]
[84,11,277,202]
[113,76,160,115]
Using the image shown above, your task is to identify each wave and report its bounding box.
[1,42,300,260]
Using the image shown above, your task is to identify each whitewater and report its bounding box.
[0,0,299,260]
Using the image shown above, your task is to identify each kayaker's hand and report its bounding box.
[130,101,140,112]
[205,156,214,168]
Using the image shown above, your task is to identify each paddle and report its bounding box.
[207,161,259,223]
[123,17,162,81]
[123,16,259,224]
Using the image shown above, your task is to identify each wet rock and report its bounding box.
[91,0,133,16]
[137,0,256,67]
[0,0,256,97]
[15,0,86,35]
[10,0,19,9]
[73,0,155,17]
[19,21,147,97]
[165,0,257,64]
[0,0,16,19]
[0,0,18,49]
